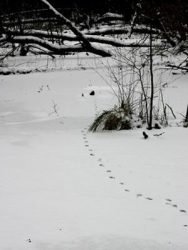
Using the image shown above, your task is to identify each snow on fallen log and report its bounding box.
[84,26,160,36]
[6,31,165,48]
[40,0,111,57]
[0,67,47,75]
[97,12,124,22]
[5,35,111,57]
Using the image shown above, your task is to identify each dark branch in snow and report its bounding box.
[166,63,188,71]
[153,132,165,137]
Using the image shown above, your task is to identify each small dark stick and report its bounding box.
[153,132,165,137]
[143,131,148,139]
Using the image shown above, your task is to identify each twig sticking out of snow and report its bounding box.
[166,103,176,119]
[153,132,165,137]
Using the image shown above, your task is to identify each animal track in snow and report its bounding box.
[124,189,130,192]
[164,199,187,216]
[180,209,187,213]
[81,126,188,231]
[99,163,104,167]
[172,204,178,208]
[109,176,115,179]
[166,198,172,202]
[165,202,171,205]
[146,197,153,201]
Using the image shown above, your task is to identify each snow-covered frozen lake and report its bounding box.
[0,56,188,249]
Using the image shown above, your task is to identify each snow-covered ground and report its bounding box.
[0,56,188,250]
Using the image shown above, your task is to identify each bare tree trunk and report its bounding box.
[138,67,149,125]
[148,24,154,130]
[183,105,188,127]
[185,105,188,122]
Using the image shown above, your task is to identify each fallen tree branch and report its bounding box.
[4,34,113,56]
[97,12,124,22]
[2,17,59,27]
[166,103,176,119]
[6,35,87,54]
[85,25,160,36]
[40,0,111,57]
[0,42,19,61]
[6,30,165,48]
[27,44,55,58]
[153,132,165,136]
[166,63,188,71]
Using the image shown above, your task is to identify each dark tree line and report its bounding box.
[0,0,187,58]
[1,0,187,13]
[1,0,187,32]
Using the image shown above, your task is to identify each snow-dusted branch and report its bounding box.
[84,26,159,36]
[2,17,58,27]
[6,30,164,48]
[97,12,124,22]
[0,1,187,59]
[5,35,86,54]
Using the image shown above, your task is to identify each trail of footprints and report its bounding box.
[81,127,188,230]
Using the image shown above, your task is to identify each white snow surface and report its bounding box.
[0,57,188,250]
